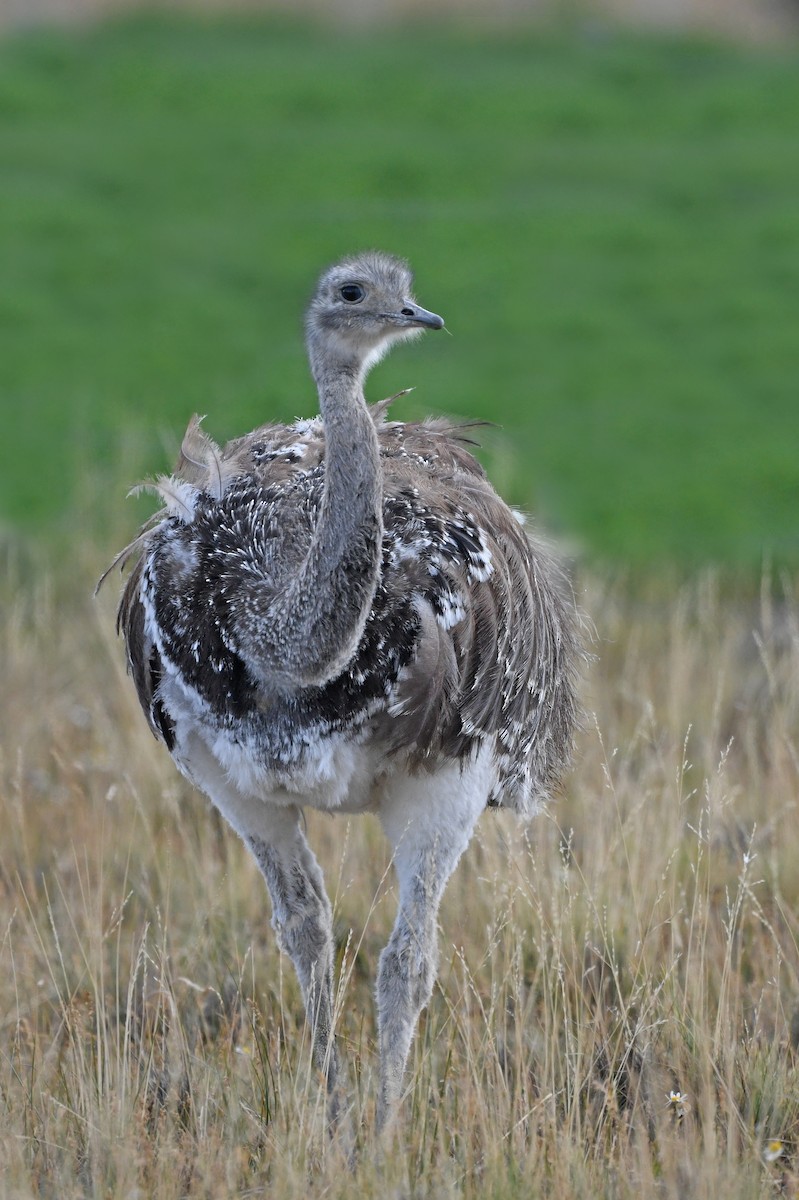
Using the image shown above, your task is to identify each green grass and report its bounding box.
[1,17,799,566]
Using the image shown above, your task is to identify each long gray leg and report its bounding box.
[375,748,494,1130]
[174,737,341,1117]
[246,813,339,1102]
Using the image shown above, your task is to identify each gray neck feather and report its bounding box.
[268,335,383,687]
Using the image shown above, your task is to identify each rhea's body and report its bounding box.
[123,407,573,815]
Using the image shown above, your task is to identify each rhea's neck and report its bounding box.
[270,344,384,687]
[313,359,382,572]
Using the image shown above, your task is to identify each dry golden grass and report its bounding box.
[3,538,799,1198]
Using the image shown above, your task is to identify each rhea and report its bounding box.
[110,252,579,1128]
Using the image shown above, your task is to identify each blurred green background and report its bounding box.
[1,15,798,568]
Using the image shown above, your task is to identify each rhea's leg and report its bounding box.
[375,747,494,1130]
[176,737,341,1111]
[246,812,339,1101]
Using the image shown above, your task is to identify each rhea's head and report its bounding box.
[305,251,445,383]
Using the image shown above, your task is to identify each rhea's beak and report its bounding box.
[399,302,446,330]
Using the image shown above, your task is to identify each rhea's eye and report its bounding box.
[339,284,364,303]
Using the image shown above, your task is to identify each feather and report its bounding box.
[369,388,414,425]
[176,413,241,499]
[129,476,197,522]
[177,413,213,472]
[94,513,163,595]
[387,598,458,756]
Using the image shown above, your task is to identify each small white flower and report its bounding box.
[666,1090,688,1120]
[764,1138,785,1163]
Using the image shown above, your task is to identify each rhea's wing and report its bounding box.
[379,441,579,811]
[116,556,176,750]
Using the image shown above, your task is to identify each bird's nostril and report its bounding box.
[401,308,415,317]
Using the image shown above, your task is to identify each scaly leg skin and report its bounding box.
[375,747,495,1131]
[247,819,341,1118]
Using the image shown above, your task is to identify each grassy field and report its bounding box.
[2,542,799,1197]
[1,17,799,566]
[3,15,799,1198]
